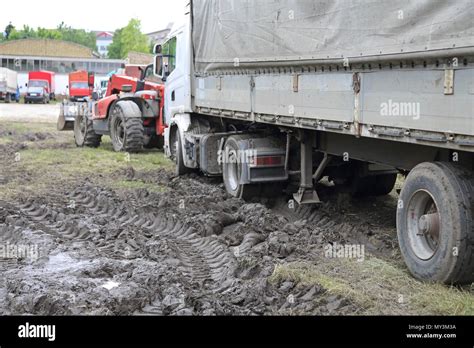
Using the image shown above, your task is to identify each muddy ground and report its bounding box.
[1,103,473,316]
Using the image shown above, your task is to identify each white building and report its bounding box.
[95,31,114,58]
[146,23,173,46]
[0,39,125,96]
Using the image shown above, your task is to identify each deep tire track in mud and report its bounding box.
[1,161,399,315]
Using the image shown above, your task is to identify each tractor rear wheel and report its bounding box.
[74,114,102,148]
[110,101,144,153]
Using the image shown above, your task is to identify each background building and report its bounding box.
[127,51,154,65]
[0,38,125,95]
[146,23,173,46]
[95,31,114,58]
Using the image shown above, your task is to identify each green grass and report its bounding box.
[0,121,173,199]
[109,179,168,193]
[0,121,57,135]
[270,257,474,315]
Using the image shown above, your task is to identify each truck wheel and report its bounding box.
[397,162,474,284]
[110,101,144,153]
[173,131,193,176]
[74,114,102,148]
[222,136,260,200]
[5,93,10,104]
[352,173,397,197]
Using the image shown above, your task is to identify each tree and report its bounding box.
[4,22,14,39]
[107,28,123,59]
[56,23,96,51]
[1,22,96,51]
[108,19,149,59]
[37,27,62,40]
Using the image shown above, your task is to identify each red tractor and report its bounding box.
[74,64,165,152]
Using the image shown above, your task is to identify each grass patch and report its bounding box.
[0,127,173,199]
[0,121,56,134]
[109,179,168,193]
[270,256,474,315]
[1,147,172,199]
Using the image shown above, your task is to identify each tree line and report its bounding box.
[1,19,151,59]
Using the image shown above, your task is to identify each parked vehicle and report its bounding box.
[68,71,94,102]
[25,86,50,104]
[73,64,165,151]
[25,71,55,103]
[154,0,474,284]
[99,79,108,99]
[0,68,19,103]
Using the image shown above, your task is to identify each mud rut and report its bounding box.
[0,141,400,315]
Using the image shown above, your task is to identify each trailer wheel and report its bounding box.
[110,101,144,153]
[74,114,102,148]
[397,162,474,284]
[222,136,260,200]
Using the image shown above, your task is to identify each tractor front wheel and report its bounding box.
[74,114,102,148]
[110,101,144,153]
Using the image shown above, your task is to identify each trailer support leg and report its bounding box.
[293,130,321,205]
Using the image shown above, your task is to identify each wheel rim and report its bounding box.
[226,149,239,192]
[76,114,86,143]
[80,115,86,135]
[112,117,125,148]
[406,189,440,260]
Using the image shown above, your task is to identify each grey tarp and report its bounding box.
[192,0,474,73]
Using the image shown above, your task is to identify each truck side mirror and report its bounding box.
[92,92,99,101]
[154,44,162,54]
[154,55,164,80]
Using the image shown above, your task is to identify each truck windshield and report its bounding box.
[71,82,89,89]
[29,80,48,88]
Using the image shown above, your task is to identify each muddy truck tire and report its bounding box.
[74,114,102,148]
[173,131,194,176]
[110,101,144,153]
[397,162,474,284]
[222,135,260,200]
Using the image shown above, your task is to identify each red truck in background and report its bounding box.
[68,71,94,102]
[25,71,55,104]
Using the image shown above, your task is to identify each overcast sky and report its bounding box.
[2,0,186,34]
